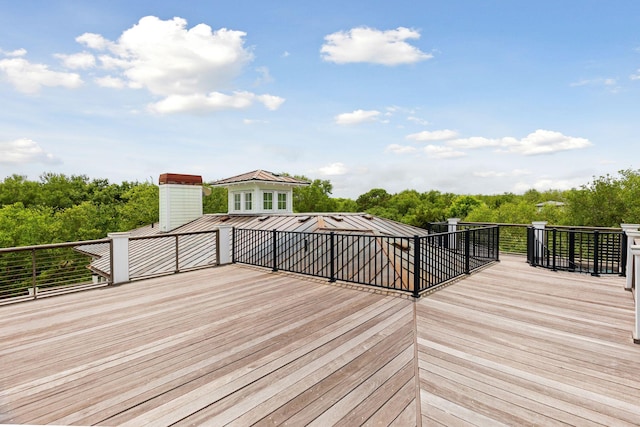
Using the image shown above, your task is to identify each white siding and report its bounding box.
[159,184,203,232]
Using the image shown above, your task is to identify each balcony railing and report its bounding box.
[527,227,625,276]
[233,226,499,297]
[0,238,112,304]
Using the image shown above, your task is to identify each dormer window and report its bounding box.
[278,193,287,210]
[210,170,309,215]
[263,192,273,210]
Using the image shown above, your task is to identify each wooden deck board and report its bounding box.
[417,254,640,426]
[1,254,639,426]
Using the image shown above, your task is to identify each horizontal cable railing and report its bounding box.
[129,230,219,281]
[0,239,112,304]
[527,227,625,275]
[233,226,500,297]
[457,222,528,254]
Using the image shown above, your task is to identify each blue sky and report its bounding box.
[1,0,639,198]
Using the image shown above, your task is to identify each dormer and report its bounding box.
[210,170,309,215]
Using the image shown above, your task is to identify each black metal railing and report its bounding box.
[527,227,625,276]
[0,239,112,304]
[233,226,499,297]
[129,230,219,280]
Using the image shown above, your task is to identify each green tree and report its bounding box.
[356,188,391,211]
[0,203,55,247]
[118,183,159,230]
[447,195,481,219]
[203,186,228,214]
[293,177,337,213]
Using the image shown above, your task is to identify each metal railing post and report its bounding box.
[620,232,628,277]
[552,228,557,271]
[592,231,600,277]
[413,235,421,298]
[174,235,180,273]
[272,229,278,272]
[568,228,576,271]
[329,232,336,282]
[464,229,470,274]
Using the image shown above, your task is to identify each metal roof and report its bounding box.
[83,214,431,280]
[209,170,310,187]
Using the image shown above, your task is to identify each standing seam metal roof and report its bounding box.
[209,170,310,186]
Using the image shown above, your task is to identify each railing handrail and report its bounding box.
[130,229,219,241]
[0,238,111,254]
[459,221,622,232]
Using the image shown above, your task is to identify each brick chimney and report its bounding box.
[158,173,203,232]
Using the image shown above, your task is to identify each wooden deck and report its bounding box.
[1,255,639,425]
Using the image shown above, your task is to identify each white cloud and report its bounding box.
[148,91,285,114]
[441,130,591,156]
[95,75,126,88]
[243,118,269,125]
[502,129,592,155]
[318,162,348,175]
[423,145,465,159]
[254,66,273,86]
[513,177,582,193]
[76,33,112,50]
[385,144,417,154]
[631,70,640,80]
[321,26,432,65]
[74,16,283,114]
[0,57,83,93]
[407,116,429,126]
[0,138,60,164]
[406,129,458,142]
[446,136,512,149]
[335,109,381,125]
[55,52,96,69]
[0,48,27,57]
[474,169,531,178]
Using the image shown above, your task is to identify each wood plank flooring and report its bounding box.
[0,254,638,426]
[0,265,416,426]
[417,255,640,426]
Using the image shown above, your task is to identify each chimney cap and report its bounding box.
[159,173,203,185]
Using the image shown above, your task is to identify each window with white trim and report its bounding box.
[263,192,273,210]
[245,192,252,210]
[233,193,241,211]
[278,193,287,210]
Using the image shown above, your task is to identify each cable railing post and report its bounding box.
[413,235,421,298]
[495,225,500,261]
[109,238,114,285]
[272,229,278,272]
[592,230,600,276]
[329,232,336,282]
[216,229,221,266]
[464,229,471,274]
[31,248,37,299]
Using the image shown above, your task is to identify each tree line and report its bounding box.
[1,169,639,247]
